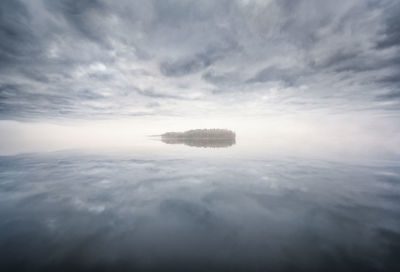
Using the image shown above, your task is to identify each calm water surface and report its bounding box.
[0,139,399,271]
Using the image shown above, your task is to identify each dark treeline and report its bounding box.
[162,129,235,139]
[161,129,236,148]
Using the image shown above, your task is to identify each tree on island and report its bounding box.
[162,129,235,139]
[161,129,236,148]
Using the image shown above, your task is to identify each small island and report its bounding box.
[160,129,236,148]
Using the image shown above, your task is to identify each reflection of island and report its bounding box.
[161,129,236,148]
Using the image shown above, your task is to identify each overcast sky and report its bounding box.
[1,0,399,119]
[1,0,400,156]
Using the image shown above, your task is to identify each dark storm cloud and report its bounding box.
[1,0,400,120]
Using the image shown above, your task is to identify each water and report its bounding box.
[0,139,399,271]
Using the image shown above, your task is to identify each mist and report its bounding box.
[1,112,399,162]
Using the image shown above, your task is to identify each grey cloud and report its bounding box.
[202,70,243,87]
[146,102,161,108]
[152,0,228,26]
[0,0,43,68]
[44,0,108,44]
[88,71,114,81]
[136,88,183,100]
[376,2,400,49]
[376,91,400,101]
[19,68,52,83]
[310,49,361,71]
[76,89,104,100]
[160,56,211,77]
[379,73,400,85]
[160,42,238,77]
[0,83,75,117]
[246,66,303,86]
[1,0,400,120]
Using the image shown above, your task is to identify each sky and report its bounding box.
[0,0,400,156]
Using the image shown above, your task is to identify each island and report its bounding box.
[160,129,236,148]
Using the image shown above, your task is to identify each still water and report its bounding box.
[0,137,399,271]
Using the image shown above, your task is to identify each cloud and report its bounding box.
[376,2,400,49]
[0,0,400,120]
[0,0,43,68]
[160,41,238,77]
[246,66,302,86]
[136,88,184,99]
[44,0,107,42]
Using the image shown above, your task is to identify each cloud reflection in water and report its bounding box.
[0,153,399,271]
